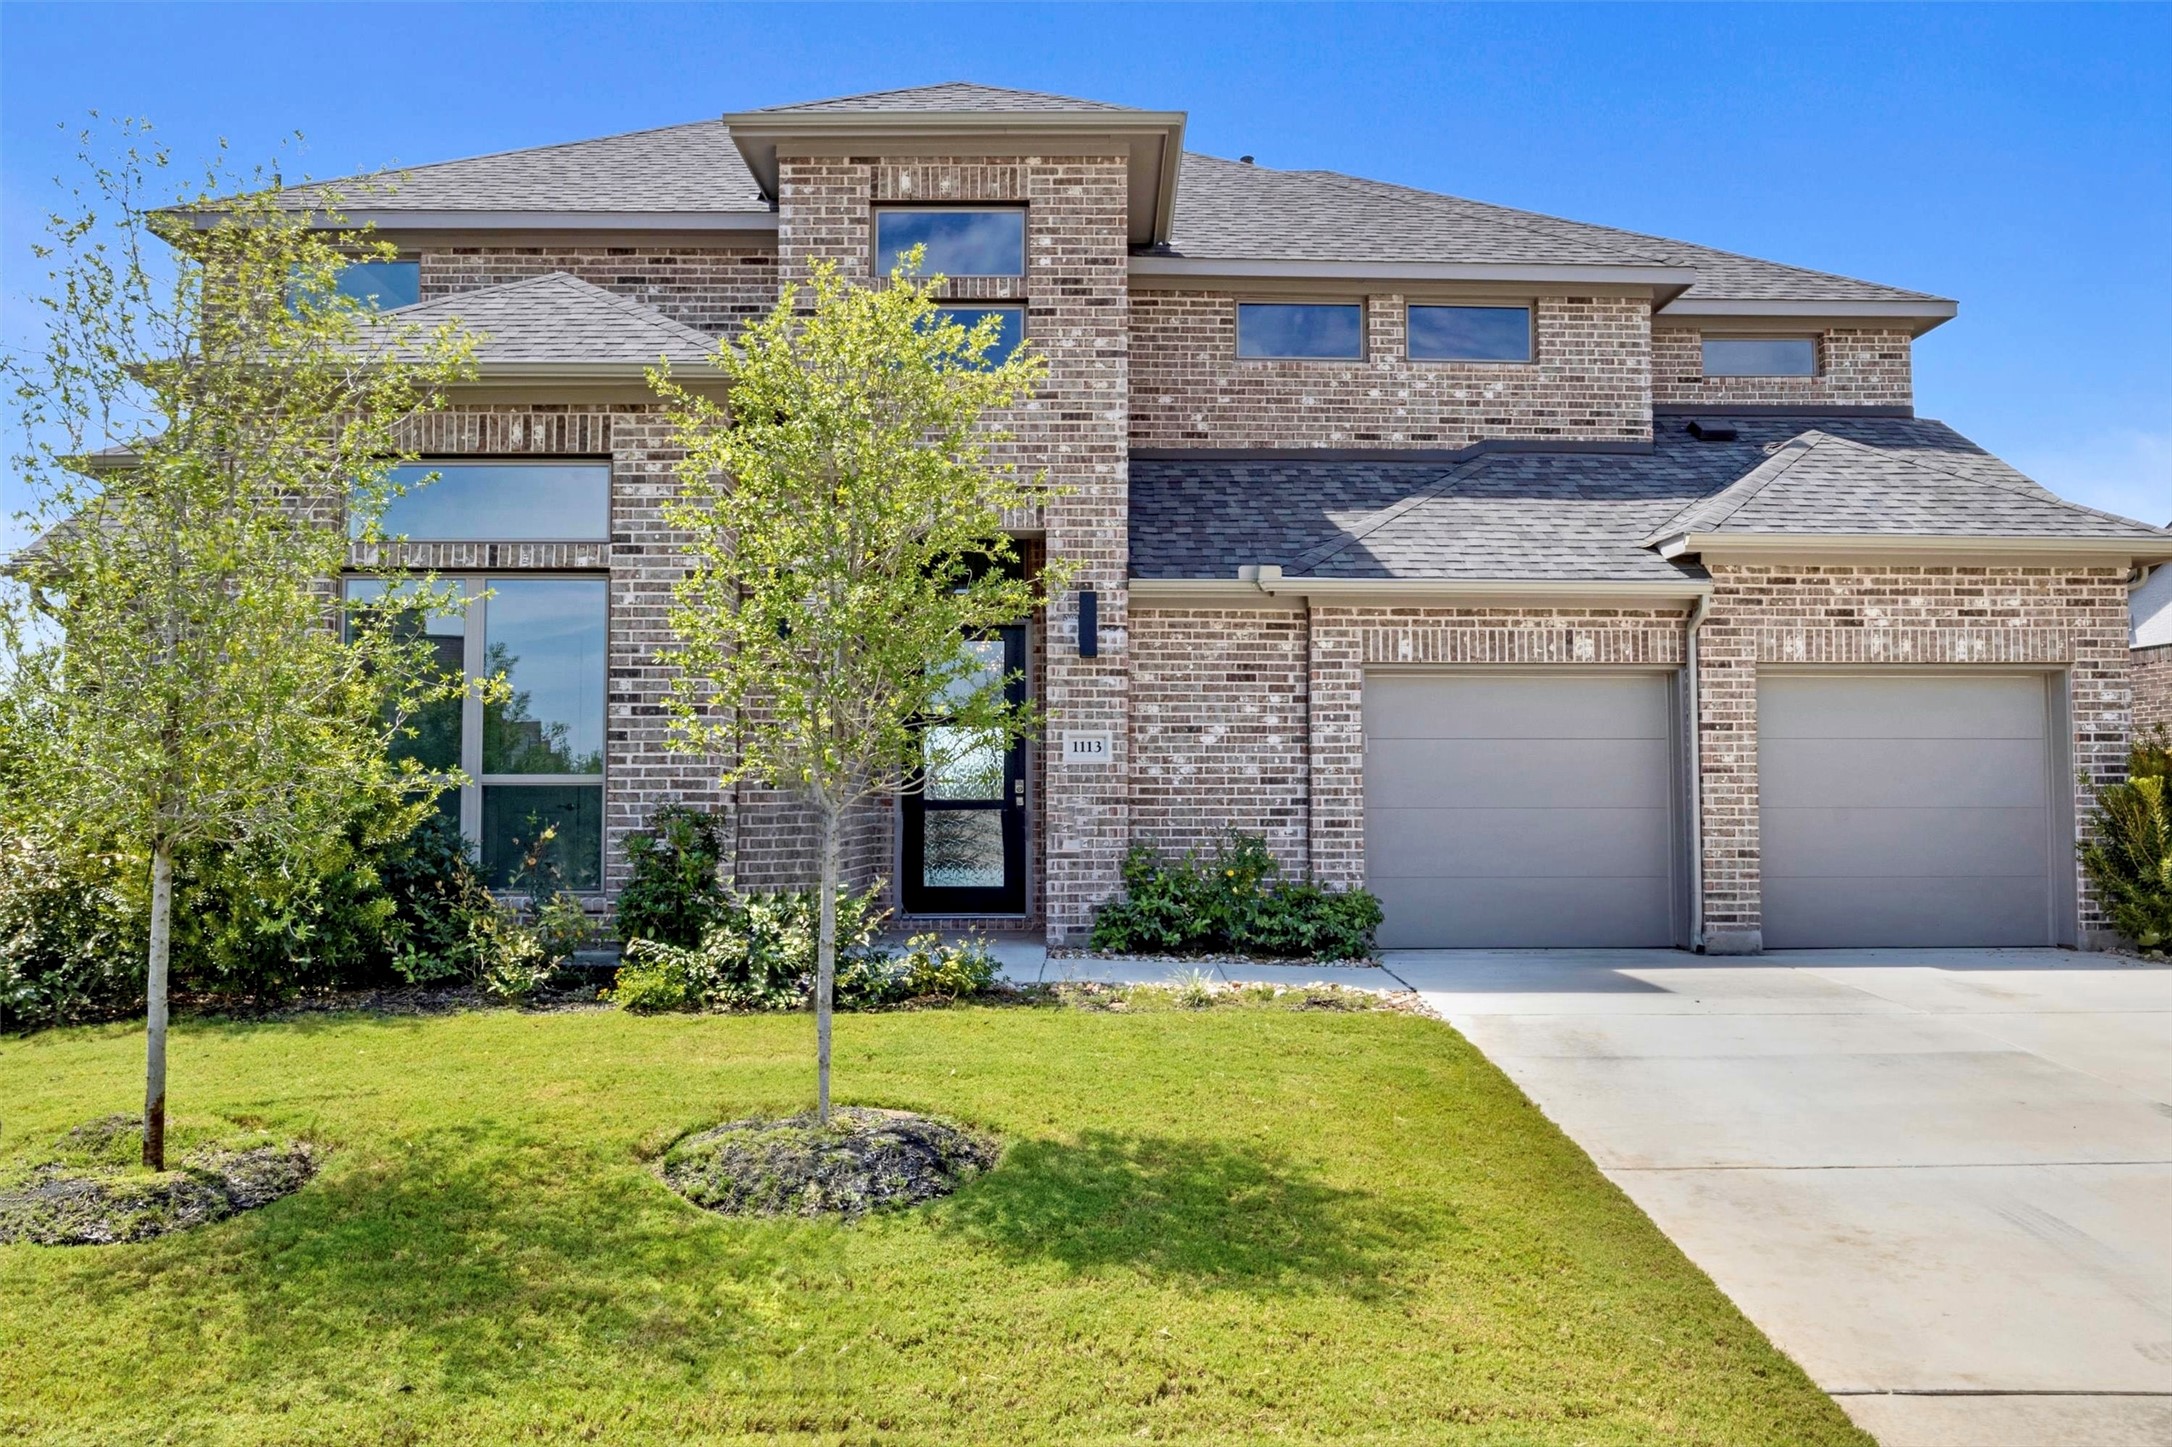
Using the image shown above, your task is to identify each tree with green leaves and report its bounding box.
[0,121,476,1168]
[651,257,1063,1120]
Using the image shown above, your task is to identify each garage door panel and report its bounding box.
[1367,674,1670,740]
[1761,806,2049,879]
[1367,804,1673,879]
[1764,876,2049,949]
[1367,736,1673,809]
[1374,876,1675,950]
[1760,676,2047,740]
[1758,674,2055,949]
[1761,737,2050,809]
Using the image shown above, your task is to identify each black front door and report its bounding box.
[901,626,1027,915]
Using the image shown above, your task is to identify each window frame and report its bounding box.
[872,206,1029,279]
[358,457,614,545]
[1234,299,1368,362]
[1406,303,1536,365]
[342,571,609,896]
[1700,334,1820,379]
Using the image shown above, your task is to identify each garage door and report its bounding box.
[1759,673,2057,948]
[1364,672,1678,948]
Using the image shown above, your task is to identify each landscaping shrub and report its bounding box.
[1089,832,1383,961]
[0,832,138,1031]
[2082,725,2172,956]
[615,806,729,949]
[610,888,997,1013]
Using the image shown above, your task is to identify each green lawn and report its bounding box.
[0,998,1869,1446]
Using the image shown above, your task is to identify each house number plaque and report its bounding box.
[1062,731,1113,764]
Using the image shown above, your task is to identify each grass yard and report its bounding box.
[0,997,1870,1445]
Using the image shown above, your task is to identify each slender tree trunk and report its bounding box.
[815,808,838,1124]
[143,842,173,1171]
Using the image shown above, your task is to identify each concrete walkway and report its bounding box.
[1383,948,2172,1447]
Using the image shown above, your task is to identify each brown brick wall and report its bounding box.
[418,245,777,335]
[2135,644,2172,736]
[777,150,1134,940]
[1652,327,1912,409]
[1129,292,1652,449]
[1694,565,2131,946]
[1305,606,1691,887]
[1130,607,1310,868]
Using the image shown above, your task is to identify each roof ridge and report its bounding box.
[560,273,720,346]
[1642,433,1824,544]
[1800,428,2172,535]
[1287,459,1489,576]
[748,80,1135,114]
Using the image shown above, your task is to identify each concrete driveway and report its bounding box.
[1382,948,2172,1447]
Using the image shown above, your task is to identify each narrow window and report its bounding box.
[1701,337,1817,377]
[927,306,1025,367]
[360,461,611,542]
[1409,305,1532,362]
[875,210,1026,278]
[1237,302,1364,360]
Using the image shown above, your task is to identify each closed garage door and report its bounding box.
[1759,673,2058,948]
[1364,672,1678,948]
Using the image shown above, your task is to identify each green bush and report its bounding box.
[2083,726,2172,956]
[1090,832,1383,961]
[0,832,138,1031]
[615,806,729,949]
[609,889,999,1013]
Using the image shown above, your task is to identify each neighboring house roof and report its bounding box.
[1130,414,2172,583]
[366,271,719,370]
[741,81,1143,114]
[277,120,770,219]
[1161,153,1945,307]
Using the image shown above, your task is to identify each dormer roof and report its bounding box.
[364,271,718,376]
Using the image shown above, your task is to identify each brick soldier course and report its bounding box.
[301,81,2171,949]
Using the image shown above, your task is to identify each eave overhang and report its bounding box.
[719,107,1189,247]
[1129,253,1698,306]
[1657,295,1959,338]
[1130,573,1713,610]
[1654,532,2172,568]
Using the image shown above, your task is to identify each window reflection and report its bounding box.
[483,578,607,775]
[361,462,611,542]
[1409,305,1532,362]
[1237,303,1364,359]
[929,307,1025,368]
[1702,338,1817,377]
[876,210,1026,277]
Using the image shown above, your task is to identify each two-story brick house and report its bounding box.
[305,81,2171,953]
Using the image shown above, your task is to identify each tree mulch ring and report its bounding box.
[659,1108,998,1222]
[0,1118,317,1246]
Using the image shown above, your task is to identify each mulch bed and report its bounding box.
[0,1129,318,1247]
[658,1108,998,1221]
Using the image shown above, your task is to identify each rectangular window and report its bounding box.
[335,260,420,310]
[343,575,607,892]
[928,306,1025,367]
[1702,337,1817,377]
[875,209,1026,278]
[360,461,611,542]
[1409,305,1533,362]
[1237,302,1364,360]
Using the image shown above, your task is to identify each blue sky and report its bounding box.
[3,1,2167,543]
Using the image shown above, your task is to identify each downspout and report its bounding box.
[1684,591,1713,952]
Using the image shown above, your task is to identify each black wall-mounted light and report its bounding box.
[1077,588,1099,659]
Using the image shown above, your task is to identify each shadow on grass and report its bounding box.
[942,1131,1436,1299]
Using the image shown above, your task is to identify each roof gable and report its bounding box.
[745,81,1141,114]
[368,272,718,369]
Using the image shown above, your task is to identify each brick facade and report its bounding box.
[2135,645,2172,736]
[1651,326,1913,410]
[418,245,776,335]
[1129,292,1652,449]
[1693,565,2132,948]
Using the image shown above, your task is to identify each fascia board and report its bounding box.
[1128,255,1700,290]
[1659,295,1959,337]
[1680,533,2172,566]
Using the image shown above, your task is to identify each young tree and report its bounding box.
[652,258,1062,1121]
[0,121,476,1168]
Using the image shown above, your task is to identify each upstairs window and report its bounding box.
[1702,337,1817,377]
[289,259,419,313]
[1237,302,1363,360]
[1409,305,1532,362]
[360,461,611,542]
[927,306,1025,368]
[875,209,1026,278]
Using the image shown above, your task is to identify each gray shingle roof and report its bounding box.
[1165,153,1946,305]
[745,81,1142,114]
[367,272,718,367]
[284,120,769,215]
[1130,414,2169,583]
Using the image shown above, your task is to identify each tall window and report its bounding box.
[1702,337,1817,377]
[1236,302,1364,359]
[357,460,612,542]
[1409,305,1532,362]
[346,576,607,891]
[875,209,1027,278]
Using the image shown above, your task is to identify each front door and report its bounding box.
[901,626,1028,915]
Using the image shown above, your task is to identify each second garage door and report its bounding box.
[1758,673,2060,948]
[1364,671,1678,948]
